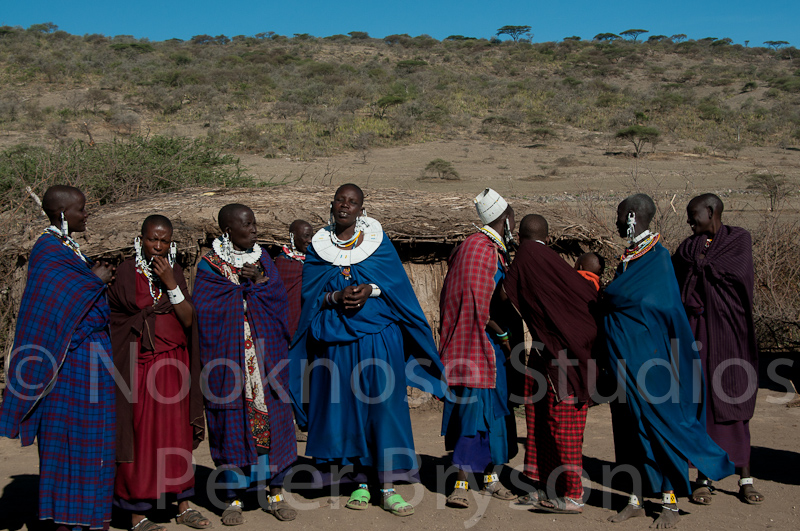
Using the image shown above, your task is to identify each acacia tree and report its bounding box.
[764,40,789,50]
[746,173,792,211]
[496,25,532,42]
[620,29,648,42]
[616,126,660,157]
[594,33,621,41]
[671,34,687,42]
[424,159,460,180]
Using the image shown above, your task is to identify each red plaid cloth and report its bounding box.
[523,374,588,499]
[438,232,503,388]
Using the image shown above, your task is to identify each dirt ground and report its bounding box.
[1,375,798,531]
[227,134,799,204]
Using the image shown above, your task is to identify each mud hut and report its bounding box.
[2,186,618,373]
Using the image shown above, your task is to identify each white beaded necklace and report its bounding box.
[329,216,368,247]
[213,237,262,268]
[135,252,162,305]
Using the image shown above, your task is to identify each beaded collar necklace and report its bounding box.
[476,225,507,252]
[44,226,86,262]
[330,216,368,247]
[621,232,660,271]
[282,245,306,262]
[212,237,262,268]
[476,224,510,265]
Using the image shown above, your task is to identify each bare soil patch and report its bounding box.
[0,383,798,531]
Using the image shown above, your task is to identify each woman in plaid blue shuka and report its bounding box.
[0,186,116,531]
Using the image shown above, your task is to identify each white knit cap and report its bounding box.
[474,188,508,224]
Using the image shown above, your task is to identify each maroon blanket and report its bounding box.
[673,225,758,422]
[503,240,599,403]
[109,258,205,462]
[274,253,303,337]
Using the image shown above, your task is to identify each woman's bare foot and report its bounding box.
[608,503,646,523]
[650,504,679,529]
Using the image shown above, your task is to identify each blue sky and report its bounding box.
[3,1,797,46]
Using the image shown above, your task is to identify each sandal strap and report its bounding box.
[383,493,412,510]
[697,479,716,492]
[565,497,585,507]
[132,518,165,531]
[348,488,371,502]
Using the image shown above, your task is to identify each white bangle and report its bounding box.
[167,287,185,305]
[369,283,381,297]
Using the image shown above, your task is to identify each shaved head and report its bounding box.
[141,214,173,234]
[519,214,548,242]
[335,183,364,203]
[576,252,605,276]
[42,185,83,225]
[289,219,311,233]
[218,203,252,232]
[619,194,657,226]
[688,193,724,219]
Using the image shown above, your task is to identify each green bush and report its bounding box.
[0,136,252,212]
[423,158,460,180]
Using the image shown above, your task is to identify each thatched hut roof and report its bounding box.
[4,186,619,261]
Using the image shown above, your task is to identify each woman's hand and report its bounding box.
[151,255,178,290]
[240,263,268,283]
[92,261,116,284]
[339,283,372,310]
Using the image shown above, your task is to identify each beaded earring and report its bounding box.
[289,232,296,253]
[60,212,69,236]
[169,242,177,266]
[503,217,516,248]
[221,232,232,257]
[134,236,143,261]
[329,203,335,228]
[626,212,637,244]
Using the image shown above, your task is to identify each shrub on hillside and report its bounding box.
[423,158,460,180]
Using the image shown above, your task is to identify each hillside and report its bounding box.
[1,27,799,159]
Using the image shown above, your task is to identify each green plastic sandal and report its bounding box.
[381,493,414,517]
[345,488,371,510]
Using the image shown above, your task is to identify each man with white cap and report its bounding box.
[438,188,518,509]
